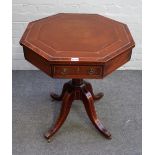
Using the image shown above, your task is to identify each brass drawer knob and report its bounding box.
[88,68,95,75]
[61,68,67,75]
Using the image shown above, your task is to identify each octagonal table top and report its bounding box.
[20,13,135,64]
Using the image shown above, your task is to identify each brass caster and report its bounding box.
[47,139,51,143]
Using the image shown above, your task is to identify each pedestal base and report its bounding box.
[44,79,111,142]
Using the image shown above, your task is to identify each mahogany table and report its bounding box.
[20,13,135,142]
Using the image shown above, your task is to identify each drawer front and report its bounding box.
[52,65,103,79]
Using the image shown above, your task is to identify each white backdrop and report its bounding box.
[12,0,141,70]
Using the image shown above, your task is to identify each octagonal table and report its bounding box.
[20,13,135,142]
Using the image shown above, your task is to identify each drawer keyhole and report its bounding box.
[88,68,95,75]
[61,68,67,75]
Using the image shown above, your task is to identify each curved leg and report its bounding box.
[81,87,111,139]
[50,82,69,101]
[45,90,74,142]
[84,81,104,101]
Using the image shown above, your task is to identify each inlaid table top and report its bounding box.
[20,13,135,79]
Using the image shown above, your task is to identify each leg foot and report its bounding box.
[84,81,104,101]
[50,93,62,101]
[50,82,69,101]
[47,138,51,143]
[45,90,74,140]
[81,87,111,139]
[93,92,104,100]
